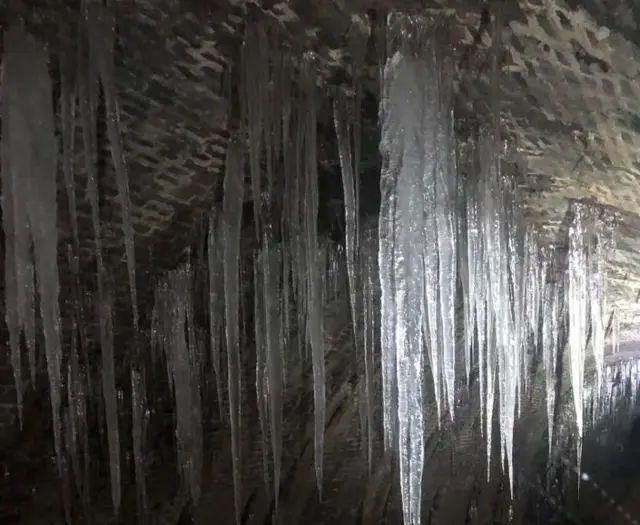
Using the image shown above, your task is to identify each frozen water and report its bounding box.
[2,25,63,470]
[568,203,589,471]
[100,289,122,511]
[87,5,139,332]
[334,90,360,380]
[301,55,327,494]
[222,139,245,524]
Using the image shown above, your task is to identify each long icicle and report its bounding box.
[87,5,139,329]
[88,8,149,506]
[262,218,283,510]
[568,202,588,474]
[381,14,447,524]
[2,25,63,469]
[241,19,268,242]
[254,253,271,496]
[100,285,122,512]
[301,55,326,494]
[222,138,246,524]
[208,211,225,418]
[333,90,359,375]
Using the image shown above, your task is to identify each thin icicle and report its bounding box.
[66,298,81,487]
[2,25,63,467]
[333,90,359,377]
[361,230,376,476]
[611,311,620,354]
[100,289,122,512]
[154,266,203,503]
[568,203,589,473]
[589,215,607,402]
[87,5,139,332]
[1,31,24,425]
[262,223,283,510]
[542,249,558,458]
[301,55,326,494]
[241,19,268,241]
[222,139,245,524]
[208,211,225,417]
[78,18,112,480]
[59,21,87,361]
[131,367,147,515]
[254,255,271,495]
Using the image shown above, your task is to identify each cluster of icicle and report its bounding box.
[565,201,617,471]
[146,17,376,524]
[378,13,617,525]
[2,7,626,525]
[1,4,142,519]
[587,355,640,422]
[150,19,353,524]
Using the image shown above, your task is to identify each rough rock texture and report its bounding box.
[1,0,640,524]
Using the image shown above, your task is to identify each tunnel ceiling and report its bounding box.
[6,0,639,336]
[41,0,640,338]
[3,0,640,524]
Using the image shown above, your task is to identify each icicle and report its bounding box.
[254,255,271,495]
[87,4,139,332]
[131,367,147,515]
[589,215,607,403]
[299,56,326,495]
[379,116,399,453]
[1,48,24,425]
[66,298,81,487]
[100,288,122,512]
[430,43,458,421]
[458,155,472,388]
[612,311,619,354]
[420,56,444,428]
[86,12,146,506]
[78,16,112,486]
[222,138,245,524]
[186,267,204,504]
[477,130,503,482]
[380,14,450,523]
[568,203,589,473]
[154,266,203,503]
[486,316,497,481]
[241,19,268,241]
[348,16,369,257]
[2,25,63,467]
[541,248,557,458]
[281,237,292,384]
[333,90,359,377]
[261,218,284,510]
[361,230,376,476]
[60,22,87,363]
[208,211,224,417]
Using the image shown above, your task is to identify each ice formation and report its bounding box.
[567,203,589,471]
[100,287,122,511]
[0,8,629,525]
[301,54,327,494]
[222,139,246,524]
[2,25,63,470]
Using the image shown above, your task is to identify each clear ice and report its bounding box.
[100,288,122,511]
[222,139,246,524]
[334,90,360,379]
[568,203,589,472]
[301,55,327,494]
[2,25,63,470]
[0,10,626,525]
